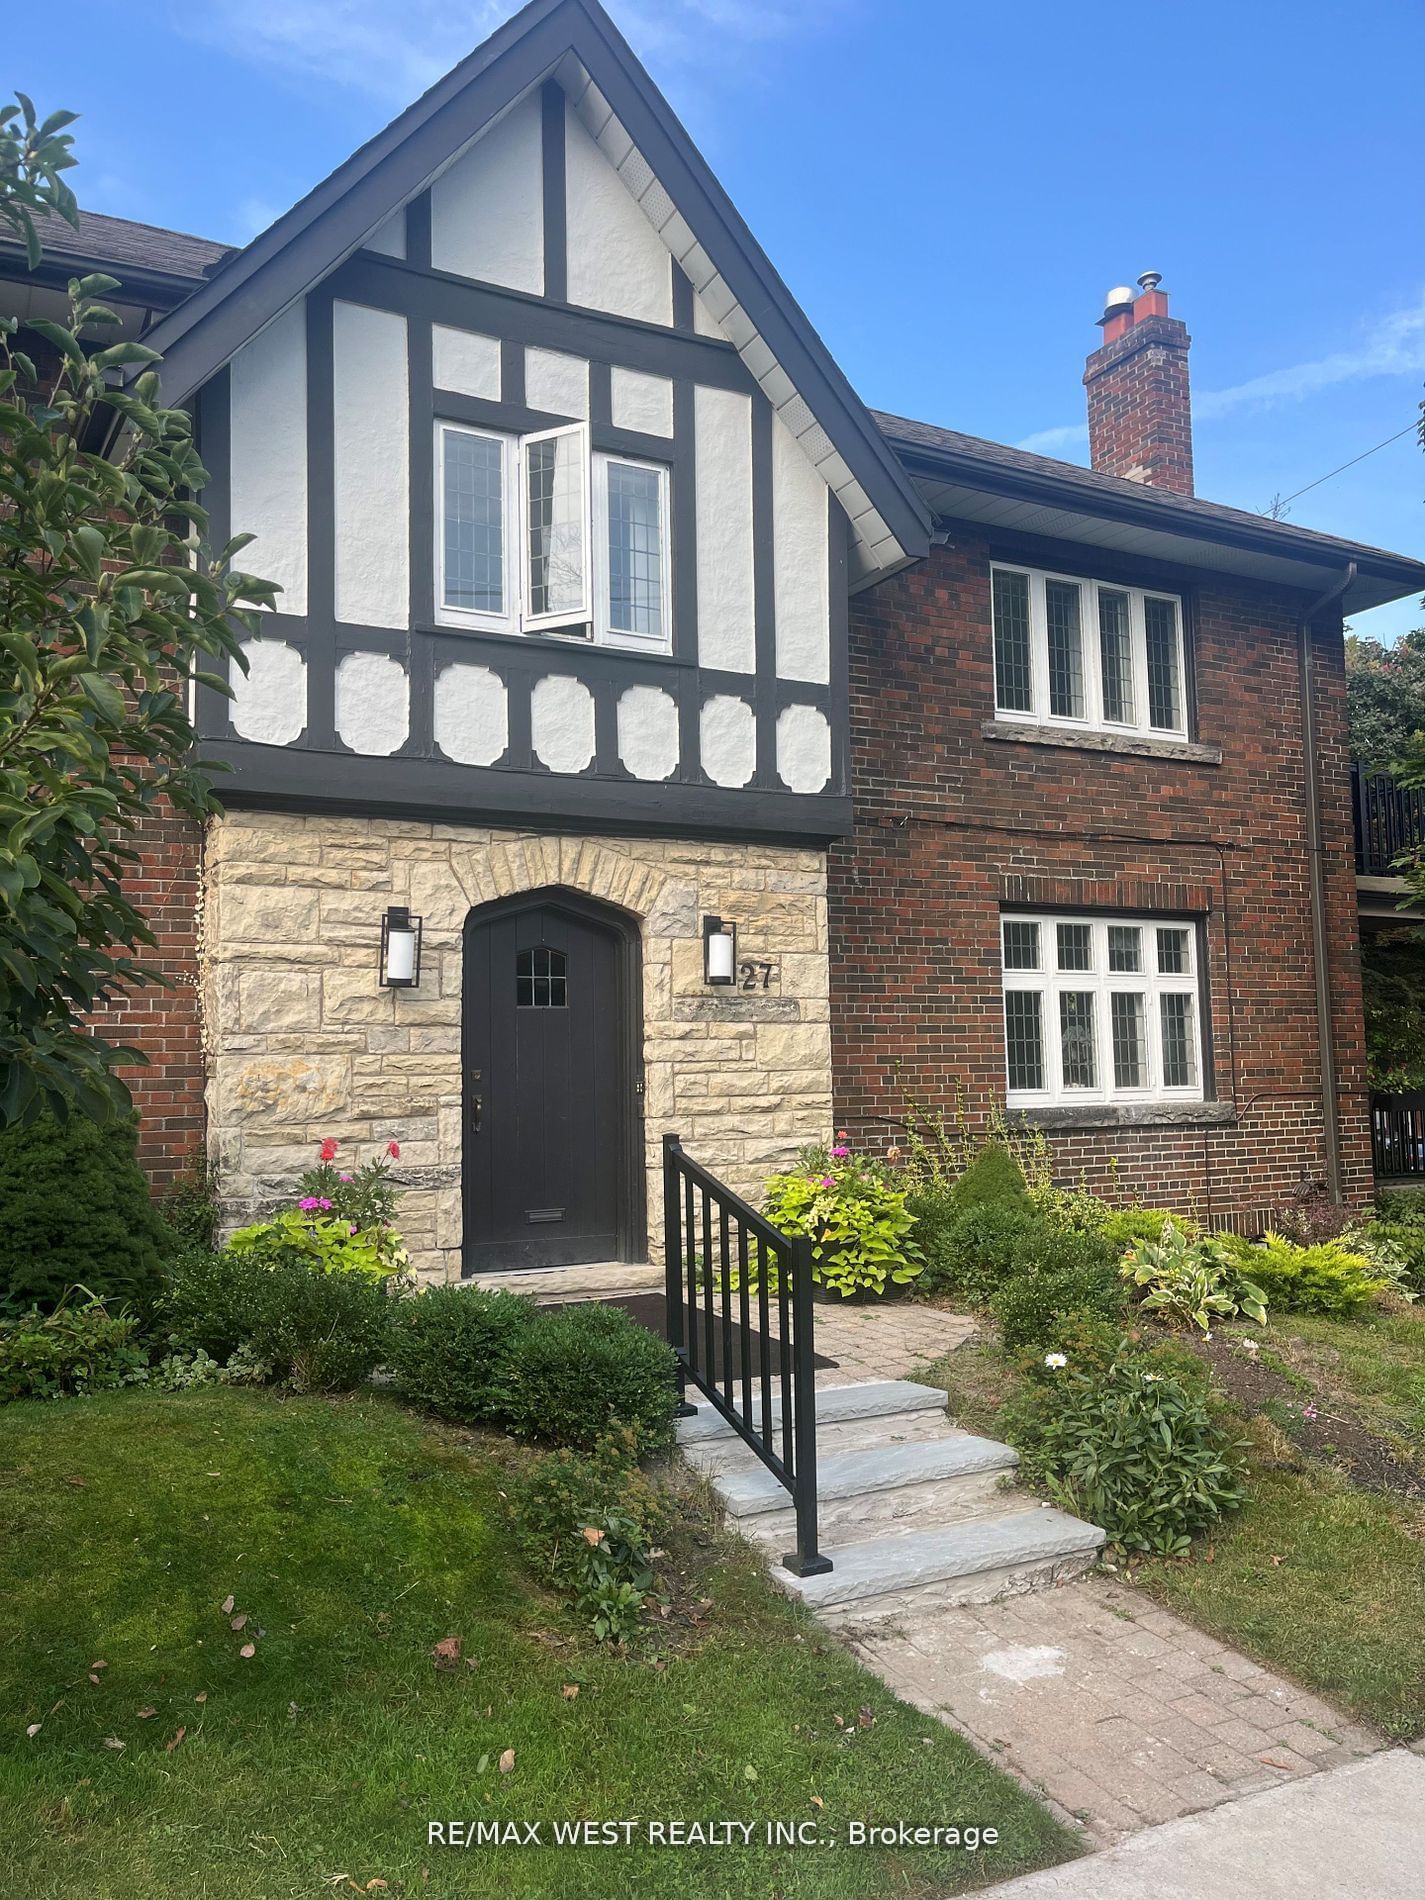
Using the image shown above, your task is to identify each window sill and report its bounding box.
[1005,1101,1235,1132]
[982,719,1222,766]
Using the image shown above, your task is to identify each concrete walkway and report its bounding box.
[851,1575,1378,1843]
[980,1749,1425,1898]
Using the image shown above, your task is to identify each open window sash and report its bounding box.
[520,422,592,637]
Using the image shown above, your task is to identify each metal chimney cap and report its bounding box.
[1104,285,1136,314]
[1137,270,1163,292]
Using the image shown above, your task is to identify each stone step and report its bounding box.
[720,1434,1020,1543]
[677,1378,948,1453]
[774,1507,1106,1624]
[685,1402,959,1477]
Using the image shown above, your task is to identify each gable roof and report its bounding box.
[133,0,930,583]
[875,409,1425,615]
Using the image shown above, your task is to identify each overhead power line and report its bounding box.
[1272,417,1420,513]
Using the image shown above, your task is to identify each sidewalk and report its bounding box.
[978,1749,1425,1898]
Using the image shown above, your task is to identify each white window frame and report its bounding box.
[1000,911,1205,1109]
[593,450,672,651]
[435,420,672,655]
[434,422,515,634]
[991,563,1188,741]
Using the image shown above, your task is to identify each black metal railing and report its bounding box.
[1352,763,1425,876]
[662,1132,831,1579]
[1371,1093,1425,1178]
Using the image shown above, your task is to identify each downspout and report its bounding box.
[1298,560,1356,1204]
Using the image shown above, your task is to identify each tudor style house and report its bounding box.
[4,0,1423,1276]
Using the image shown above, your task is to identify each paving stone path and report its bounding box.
[850,1575,1380,1844]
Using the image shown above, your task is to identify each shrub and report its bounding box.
[1218,1231,1390,1316]
[1099,1208,1193,1255]
[0,1111,171,1317]
[1272,1181,1354,1245]
[763,1153,923,1297]
[1002,1344,1247,1555]
[243,1255,397,1394]
[386,1284,535,1423]
[949,1142,1030,1216]
[914,1202,1044,1304]
[504,1302,678,1453]
[158,1148,222,1252]
[156,1248,273,1360]
[513,1430,670,1643]
[1122,1220,1267,1333]
[228,1207,406,1280]
[991,1255,1128,1350]
[0,1291,148,1402]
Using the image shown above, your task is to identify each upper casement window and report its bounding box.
[1001,912,1205,1109]
[436,420,671,651]
[991,565,1187,740]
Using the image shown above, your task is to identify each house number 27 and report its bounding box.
[739,960,774,991]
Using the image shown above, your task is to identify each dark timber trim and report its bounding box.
[672,263,694,332]
[195,367,233,741]
[406,191,432,271]
[328,253,760,394]
[540,80,567,304]
[206,739,852,843]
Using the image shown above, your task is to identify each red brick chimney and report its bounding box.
[1083,272,1194,494]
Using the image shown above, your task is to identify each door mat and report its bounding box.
[564,1291,838,1378]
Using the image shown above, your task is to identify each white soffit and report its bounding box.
[553,53,892,580]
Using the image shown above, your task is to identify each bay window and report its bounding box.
[437,420,670,650]
[991,564,1187,741]
[1001,912,1205,1108]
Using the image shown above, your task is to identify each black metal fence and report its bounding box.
[1371,1094,1425,1179]
[1352,764,1425,876]
[661,1132,831,1579]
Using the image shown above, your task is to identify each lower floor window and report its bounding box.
[1000,911,1205,1107]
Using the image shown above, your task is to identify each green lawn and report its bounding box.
[0,1388,1075,1900]
[1267,1308,1425,1452]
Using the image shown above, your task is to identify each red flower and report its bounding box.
[319,1138,339,1162]
[386,1140,401,1160]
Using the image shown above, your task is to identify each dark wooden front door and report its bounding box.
[462,896,636,1273]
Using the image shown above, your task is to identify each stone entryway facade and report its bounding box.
[203,811,833,1280]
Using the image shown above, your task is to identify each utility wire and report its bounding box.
[1273,418,1420,512]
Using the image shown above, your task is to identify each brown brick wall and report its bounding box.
[88,801,206,1190]
[1084,309,1194,494]
[830,531,1371,1225]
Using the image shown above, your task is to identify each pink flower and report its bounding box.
[300,1196,332,1212]
[350,1222,359,1235]
[820,1176,837,1188]
[339,1173,353,1183]
[386,1140,401,1159]
[831,1145,850,1159]
[319,1138,339,1163]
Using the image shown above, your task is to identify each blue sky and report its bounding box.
[25,0,1425,638]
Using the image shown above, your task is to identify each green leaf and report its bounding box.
[77,672,126,724]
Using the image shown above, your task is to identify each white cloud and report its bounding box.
[1015,290,1425,457]
[1014,422,1088,457]
[176,0,846,106]
[1195,292,1425,419]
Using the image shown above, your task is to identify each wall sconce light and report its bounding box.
[703,915,737,986]
[380,905,423,988]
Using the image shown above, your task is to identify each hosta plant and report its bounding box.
[1122,1219,1266,1333]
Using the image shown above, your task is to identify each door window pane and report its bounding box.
[443,430,504,614]
[1057,922,1092,971]
[992,570,1033,712]
[1005,991,1045,1091]
[526,433,586,620]
[1110,992,1148,1088]
[1160,992,1197,1086]
[1045,579,1085,718]
[516,946,568,1009]
[1108,925,1141,972]
[1098,589,1136,723]
[1002,920,1041,970]
[1145,596,1182,730]
[1157,927,1190,974]
[605,461,664,639]
[1059,991,1098,1088]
